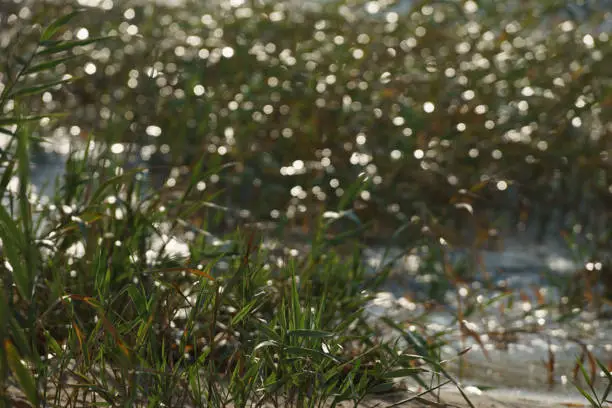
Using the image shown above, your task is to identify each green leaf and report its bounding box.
[89,168,144,204]
[595,359,611,402]
[36,36,114,56]
[287,329,334,339]
[338,173,370,212]
[254,340,278,351]
[0,206,29,298]
[41,10,84,41]
[384,368,427,378]
[43,331,63,357]
[5,340,39,406]
[39,40,63,47]
[231,298,259,326]
[574,382,599,407]
[8,77,75,98]
[596,358,612,380]
[0,113,67,126]
[253,321,282,343]
[0,159,15,197]
[285,346,340,363]
[368,381,395,394]
[23,55,77,74]
[16,124,32,237]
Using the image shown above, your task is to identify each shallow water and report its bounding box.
[365,242,611,394]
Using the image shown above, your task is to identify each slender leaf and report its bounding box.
[368,381,395,394]
[0,159,15,196]
[285,346,341,363]
[231,298,259,326]
[384,368,427,378]
[287,329,334,339]
[0,206,29,298]
[41,10,84,41]
[5,340,39,406]
[23,55,77,74]
[338,173,370,212]
[595,359,611,402]
[8,77,74,98]
[36,36,114,56]
[0,113,66,126]
[575,383,600,408]
[254,340,278,352]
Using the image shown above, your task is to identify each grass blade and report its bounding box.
[5,340,39,406]
[0,206,29,298]
[36,37,114,56]
[287,329,334,339]
[285,346,341,363]
[231,298,259,326]
[0,113,66,126]
[0,159,15,197]
[8,77,75,98]
[23,55,77,74]
[41,9,84,41]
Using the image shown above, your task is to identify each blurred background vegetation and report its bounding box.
[1,0,611,258]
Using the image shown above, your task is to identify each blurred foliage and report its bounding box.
[1,0,611,252]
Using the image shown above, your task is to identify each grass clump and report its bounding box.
[0,143,462,407]
[0,17,455,405]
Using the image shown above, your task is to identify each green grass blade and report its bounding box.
[0,113,66,126]
[368,381,394,394]
[338,173,370,212]
[23,55,77,74]
[285,346,341,363]
[36,36,115,56]
[0,159,15,197]
[576,360,603,406]
[383,368,427,378]
[89,168,144,204]
[287,329,334,339]
[231,298,259,326]
[40,9,84,41]
[575,382,600,408]
[254,340,279,352]
[0,207,29,298]
[8,77,75,98]
[5,340,39,406]
[595,359,611,402]
[16,125,36,294]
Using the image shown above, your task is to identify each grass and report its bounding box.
[574,357,611,408]
[0,2,611,407]
[0,136,476,407]
[0,21,462,404]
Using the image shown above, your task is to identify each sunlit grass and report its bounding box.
[0,2,611,406]
[0,136,472,406]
